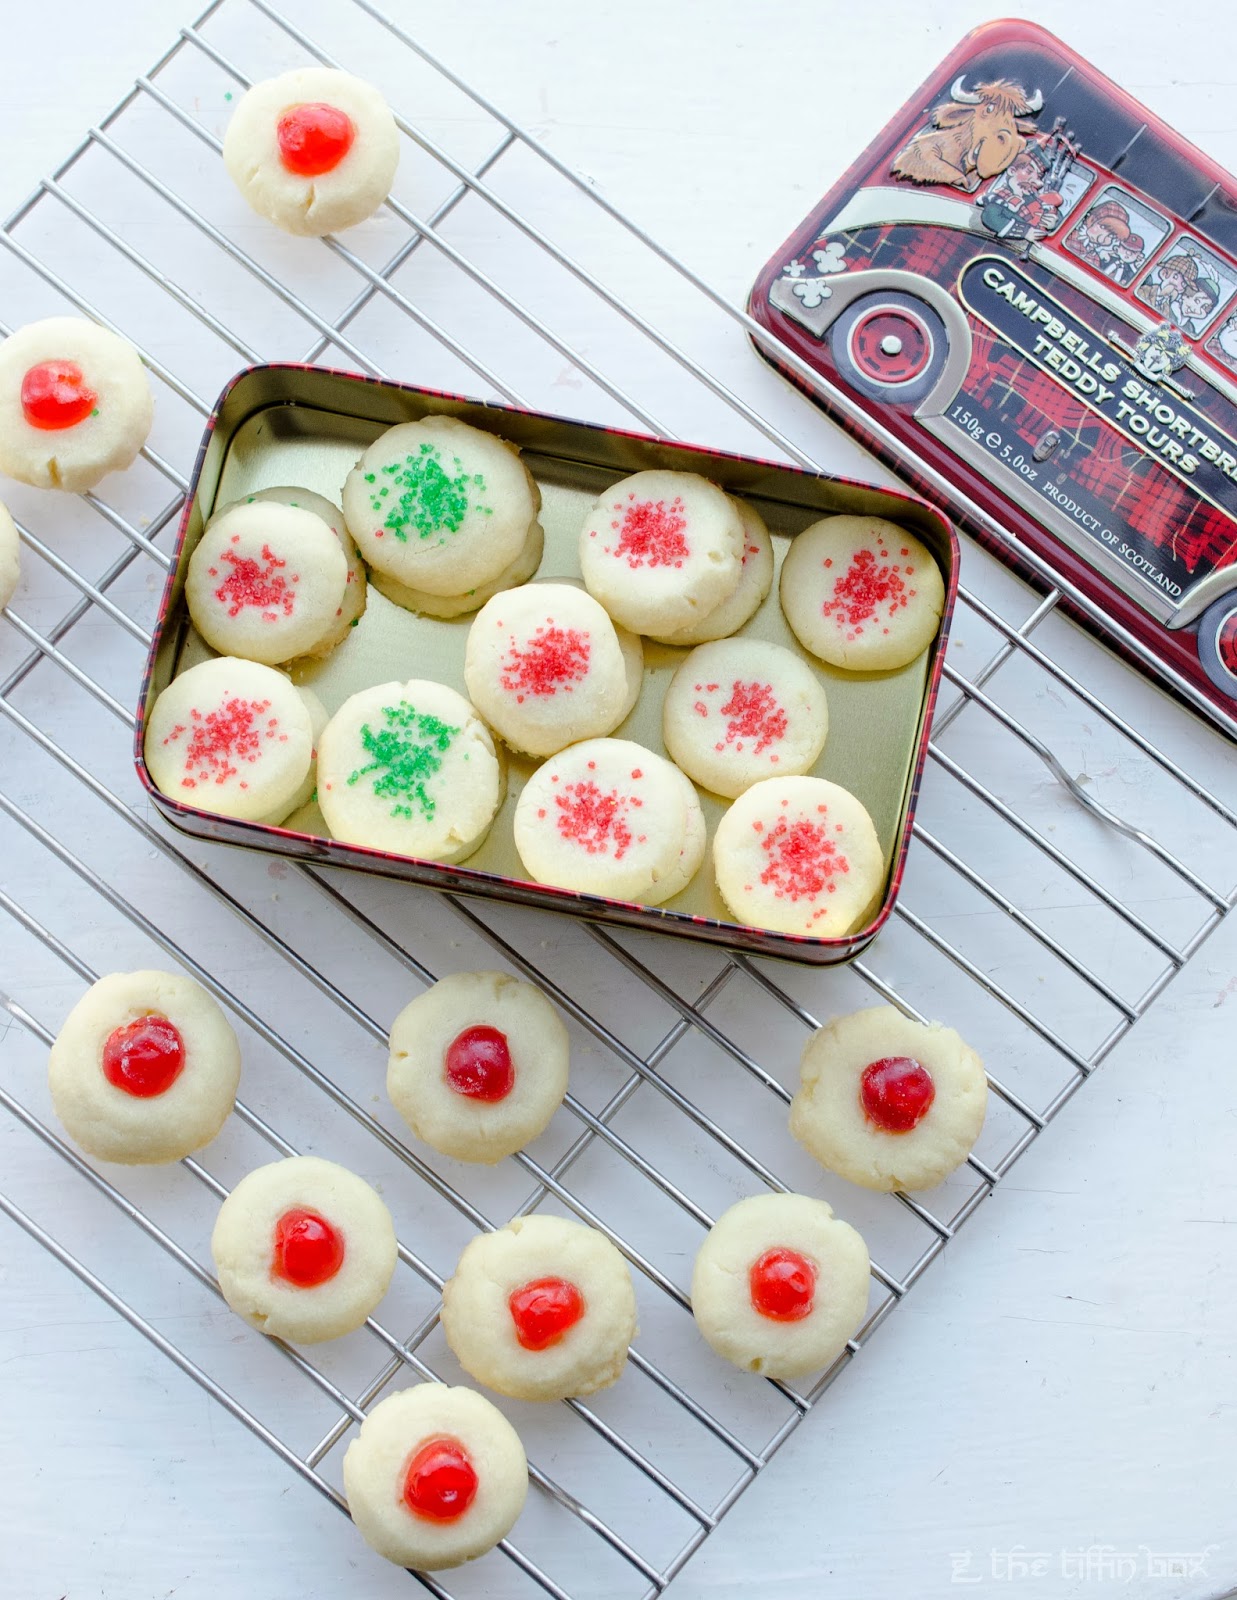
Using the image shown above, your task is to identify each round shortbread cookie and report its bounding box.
[387,971,570,1165]
[790,1005,988,1192]
[579,470,744,636]
[48,970,241,1165]
[223,67,399,236]
[0,317,153,493]
[261,687,328,826]
[0,498,19,609]
[342,416,539,599]
[779,516,945,672]
[712,776,883,937]
[369,518,543,619]
[529,575,643,724]
[464,583,632,757]
[211,1155,397,1344]
[317,679,502,863]
[240,486,367,653]
[513,738,688,902]
[442,1215,638,1402]
[652,499,775,645]
[144,656,314,823]
[690,1192,870,1380]
[662,638,829,798]
[187,500,348,665]
[343,1384,527,1570]
[643,765,706,906]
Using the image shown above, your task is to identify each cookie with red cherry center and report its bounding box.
[578,469,745,636]
[223,67,399,236]
[387,971,570,1164]
[442,1214,637,1401]
[711,775,884,936]
[662,636,829,798]
[779,515,944,672]
[691,1192,870,1380]
[0,316,153,493]
[211,1155,397,1344]
[48,970,241,1165]
[343,1384,527,1570]
[790,1005,988,1192]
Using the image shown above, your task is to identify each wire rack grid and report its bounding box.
[1,3,1235,1596]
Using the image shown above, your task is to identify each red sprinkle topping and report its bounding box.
[718,679,788,756]
[749,1247,816,1321]
[555,779,636,858]
[444,1025,515,1102]
[101,1015,185,1098]
[609,496,690,569]
[276,102,356,176]
[500,624,591,702]
[271,1208,345,1288]
[402,1438,478,1523]
[860,1056,935,1133]
[163,695,281,789]
[212,543,297,621]
[508,1276,585,1350]
[822,544,909,639]
[758,815,849,910]
[21,360,97,431]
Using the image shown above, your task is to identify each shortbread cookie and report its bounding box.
[343,1384,527,1570]
[779,516,944,672]
[643,766,706,906]
[343,416,539,599]
[691,1192,869,1380]
[712,776,883,936]
[653,499,775,645]
[317,679,502,862]
[186,500,348,665]
[144,656,314,823]
[369,518,543,619]
[513,739,688,902]
[464,583,632,757]
[0,317,153,493]
[387,971,570,1164]
[662,638,829,798]
[223,67,399,236]
[262,688,328,826]
[48,970,241,1165]
[442,1215,637,1402]
[0,498,19,609]
[211,1155,397,1344]
[579,470,744,635]
[241,486,367,652]
[790,1006,988,1192]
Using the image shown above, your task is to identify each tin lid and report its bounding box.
[748,18,1237,739]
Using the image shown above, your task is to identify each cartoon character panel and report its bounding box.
[1063,186,1171,285]
[1135,237,1237,336]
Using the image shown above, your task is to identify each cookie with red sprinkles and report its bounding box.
[779,515,944,672]
[513,738,689,902]
[711,775,884,936]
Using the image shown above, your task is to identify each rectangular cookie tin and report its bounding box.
[135,364,958,966]
[748,18,1237,741]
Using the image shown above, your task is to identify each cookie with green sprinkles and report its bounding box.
[316,679,503,863]
[342,415,539,600]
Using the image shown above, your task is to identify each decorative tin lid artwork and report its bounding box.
[749,19,1237,737]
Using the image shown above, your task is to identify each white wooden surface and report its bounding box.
[0,3,1234,1597]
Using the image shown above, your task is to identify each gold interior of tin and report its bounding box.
[158,370,948,935]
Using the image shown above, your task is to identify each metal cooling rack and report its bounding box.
[1,3,1236,1596]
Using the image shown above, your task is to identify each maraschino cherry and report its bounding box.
[748,1248,816,1322]
[402,1437,478,1522]
[445,1025,515,1102]
[508,1277,585,1350]
[271,1208,345,1287]
[101,1015,185,1098]
[276,103,356,176]
[21,361,96,431]
[860,1056,935,1134]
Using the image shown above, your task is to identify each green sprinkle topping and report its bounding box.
[368,442,490,543]
[349,617,360,627]
[346,700,460,820]
[90,407,99,417]
[224,91,233,101]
